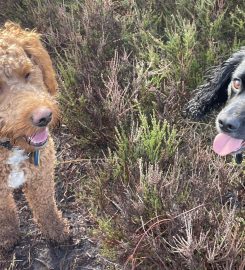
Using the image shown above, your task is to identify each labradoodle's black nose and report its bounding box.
[31,107,53,127]
[218,115,240,133]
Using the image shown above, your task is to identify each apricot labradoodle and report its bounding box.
[0,22,69,250]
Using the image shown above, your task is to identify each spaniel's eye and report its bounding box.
[25,73,30,80]
[232,79,241,91]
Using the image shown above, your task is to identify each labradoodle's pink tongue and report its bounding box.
[31,128,48,144]
[213,133,243,156]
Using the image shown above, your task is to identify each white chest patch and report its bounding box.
[7,149,29,189]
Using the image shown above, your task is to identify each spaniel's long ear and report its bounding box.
[23,37,58,96]
[183,48,245,120]
[3,22,58,96]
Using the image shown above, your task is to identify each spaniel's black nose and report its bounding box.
[217,115,240,133]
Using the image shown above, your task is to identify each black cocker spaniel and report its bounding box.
[184,48,245,161]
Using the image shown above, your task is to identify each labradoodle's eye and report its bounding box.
[232,79,241,91]
[25,73,30,80]
[0,82,3,94]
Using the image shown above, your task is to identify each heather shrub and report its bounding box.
[2,0,245,269]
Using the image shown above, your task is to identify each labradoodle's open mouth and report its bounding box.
[213,133,245,156]
[27,127,49,148]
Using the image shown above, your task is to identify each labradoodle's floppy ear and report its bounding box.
[3,22,58,96]
[183,48,245,120]
[23,39,58,96]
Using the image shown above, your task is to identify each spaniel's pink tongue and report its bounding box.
[213,133,243,156]
[30,128,48,144]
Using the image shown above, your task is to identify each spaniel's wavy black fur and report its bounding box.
[184,47,245,120]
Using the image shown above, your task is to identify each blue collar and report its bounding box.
[33,150,40,166]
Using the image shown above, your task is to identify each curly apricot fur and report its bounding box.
[0,22,69,251]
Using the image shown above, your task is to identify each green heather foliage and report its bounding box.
[114,111,177,167]
[3,0,245,268]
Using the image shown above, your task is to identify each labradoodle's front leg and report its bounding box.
[0,185,20,251]
[24,173,69,243]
